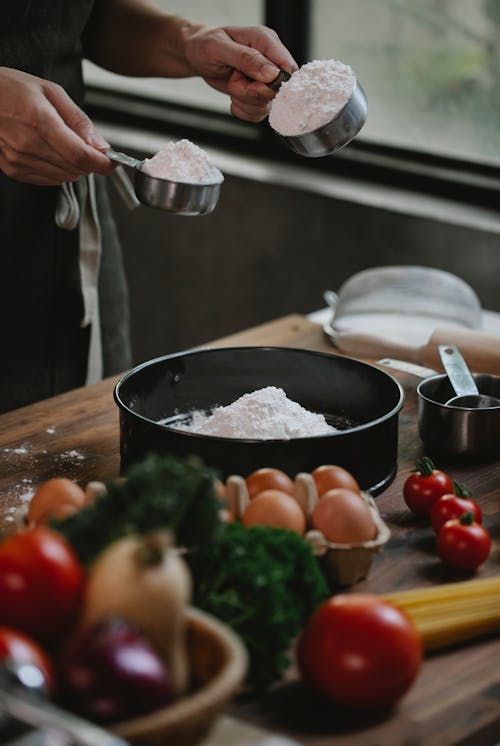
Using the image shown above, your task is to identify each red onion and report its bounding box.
[59,616,175,724]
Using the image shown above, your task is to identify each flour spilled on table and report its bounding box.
[1,439,89,525]
[170,386,336,440]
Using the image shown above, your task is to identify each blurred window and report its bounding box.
[312,0,500,167]
[85,0,500,172]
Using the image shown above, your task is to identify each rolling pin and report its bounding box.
[331,325,500,374]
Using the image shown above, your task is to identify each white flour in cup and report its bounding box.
[172,386,336,440]
[141,139,224,184]
[269,59,356,136]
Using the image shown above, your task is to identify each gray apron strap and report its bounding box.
[54,166,137,386]
[78,174,103,385]
[109,165,141,210]
[55,177,103,385]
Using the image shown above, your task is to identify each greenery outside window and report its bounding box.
[312,0,500,168]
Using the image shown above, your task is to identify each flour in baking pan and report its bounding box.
[171,386,336,440]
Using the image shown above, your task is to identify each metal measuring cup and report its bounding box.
[269,69,368,157]
[107,149,222,216]
[0,658,128,746]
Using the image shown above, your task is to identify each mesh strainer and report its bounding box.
[324,266,482,348]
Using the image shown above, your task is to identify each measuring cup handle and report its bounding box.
[107,148,143,170]
[439,344,479,396]
[267,69,291,92]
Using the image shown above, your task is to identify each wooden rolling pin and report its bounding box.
[331,325,500,374]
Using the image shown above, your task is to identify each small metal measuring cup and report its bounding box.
[417,366,500,460]
[275,80,368,158]
[107,149,221,216]
[0,659,128,746]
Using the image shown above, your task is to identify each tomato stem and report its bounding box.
[414,456,435,477]
[459,511,475,525]
[453,480,472,498]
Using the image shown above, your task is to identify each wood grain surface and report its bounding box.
[1,314,499,746]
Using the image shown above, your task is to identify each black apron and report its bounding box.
[0,1,131,413]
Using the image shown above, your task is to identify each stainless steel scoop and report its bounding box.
[274,79,368,158]
[439,345,500,408]
[107,148,221,216]
[0,659,128,746]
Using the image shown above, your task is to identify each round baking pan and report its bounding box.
[114,347,404,495]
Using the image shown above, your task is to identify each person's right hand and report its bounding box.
[0,67,114,186]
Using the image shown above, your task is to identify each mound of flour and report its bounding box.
[175,386,336,440]
[141,139,224,184]
[269,59,356,136]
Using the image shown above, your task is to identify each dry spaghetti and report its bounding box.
[383,576,500,650]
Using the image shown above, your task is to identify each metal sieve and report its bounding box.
[324,266,483,351]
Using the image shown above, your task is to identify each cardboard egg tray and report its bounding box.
[225,472,391,587]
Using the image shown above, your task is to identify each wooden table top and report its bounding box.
[1,314,500,746]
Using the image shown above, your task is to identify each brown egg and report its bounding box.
[311,465,360,497]
[242,489,306,534]
[28,477,87,525]
[311,488,377,544]
[245,468,295,499]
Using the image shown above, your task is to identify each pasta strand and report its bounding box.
[382,576,500,650]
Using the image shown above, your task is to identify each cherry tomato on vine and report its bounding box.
[0,626,56,694]
[297,594,422,710]
[430,493,482,533]
[0,527,85,645]
[436,513,491,572]
[403,457,454,517]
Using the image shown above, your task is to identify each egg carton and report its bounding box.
[225,473,390,587]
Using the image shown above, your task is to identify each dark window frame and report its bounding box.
[85,0,500,210]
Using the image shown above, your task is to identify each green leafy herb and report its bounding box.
[53,453,221,565]
[189,521,330,690]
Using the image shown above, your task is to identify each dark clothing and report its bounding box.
[0,1,131,413]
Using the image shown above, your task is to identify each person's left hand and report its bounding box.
[183,25,298,122]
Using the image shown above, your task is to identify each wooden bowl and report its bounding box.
[111,607,248,746]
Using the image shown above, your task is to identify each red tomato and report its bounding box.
[0,626,56,694]
[403,457,454,517]
[436,513,491,571]
[0,527,85,645]
[297,594,422,710]
[430,494,482,533]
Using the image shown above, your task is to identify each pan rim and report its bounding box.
[114,345,405,443]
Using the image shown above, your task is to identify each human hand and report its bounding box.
[0,67,114,186]
[183,25,298,122]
